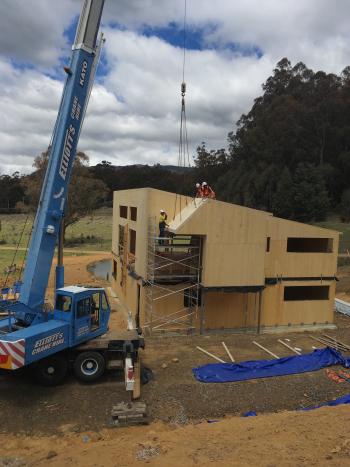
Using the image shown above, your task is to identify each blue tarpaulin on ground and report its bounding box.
[304,392,350,410]
[192,348,350,383]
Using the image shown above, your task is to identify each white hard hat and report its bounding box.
[160,209,165,213]
[196,183,200,188]
[202,181,207,186]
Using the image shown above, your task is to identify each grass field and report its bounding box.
[0,207,112,251]
[0,208,112,284]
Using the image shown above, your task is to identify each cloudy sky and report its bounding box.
[1,0,350,174]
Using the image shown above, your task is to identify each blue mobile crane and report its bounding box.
[0,0,143,397]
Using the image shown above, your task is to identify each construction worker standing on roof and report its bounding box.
[195,182,202,198]
[159,209,169,243]
[202,182,215,199]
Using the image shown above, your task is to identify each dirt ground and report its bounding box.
[0,407,350,467]
[1,254,350,466]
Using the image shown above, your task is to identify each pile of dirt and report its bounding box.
[0,406,349,466]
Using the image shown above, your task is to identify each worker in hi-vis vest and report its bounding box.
[195,182,202,198]
[202,181,215,199]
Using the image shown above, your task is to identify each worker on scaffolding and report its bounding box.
[159,209,169,244]
[195,182,202,198]
[201,182,215,199]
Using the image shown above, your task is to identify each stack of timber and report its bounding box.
[111,401,149,427]
[309,334,350,353]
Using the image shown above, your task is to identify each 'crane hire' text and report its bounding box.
[59,124,76,180]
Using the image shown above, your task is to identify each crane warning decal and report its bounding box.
[0,339,25,369]
[32,332,65,355]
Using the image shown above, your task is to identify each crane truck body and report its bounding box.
[0,0,143,396]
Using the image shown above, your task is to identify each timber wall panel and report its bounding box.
[265,217,339,278]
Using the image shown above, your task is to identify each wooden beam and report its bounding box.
[252,341,279,359]
[222,342,235,362]
[308,335,348,352]
[277,339,301,355]
[322,334,350,351]
[196,346,226,363]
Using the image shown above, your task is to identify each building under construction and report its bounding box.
[111,188,339,335]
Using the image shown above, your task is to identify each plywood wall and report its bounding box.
[175,199,269,287]
[203,291,259,330]
[265,217,339,278]
[261,280,335,326]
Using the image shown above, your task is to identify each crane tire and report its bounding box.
[73,351,105,382]
[34,354,68,386]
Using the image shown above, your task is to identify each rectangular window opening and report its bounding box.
[266,237,270,252]
[287,237,333,253]
[284,285,329,301]
[130,207,137,221]
[119,205,128,219]
[113,260,117,279]
[129,229,136,255]
[118,225,125,255]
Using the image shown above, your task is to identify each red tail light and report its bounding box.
[127,367,134,380]
[0,355,8,364]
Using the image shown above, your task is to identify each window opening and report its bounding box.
[118,225,125,255]
[77,297,91,318]
[130,207,137,221]
[287,237,333,253]
[284,285,329,301]
[119,205,128,219]
[56,295,72,312]
[101,293,109,311]
[91,292,100,328]
[113,260,117,279]
[266,237,270,252]
[129,229,136,255]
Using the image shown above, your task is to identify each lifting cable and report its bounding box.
[17,214,35,283]
[174,0,191,220]
[2,214,30,289]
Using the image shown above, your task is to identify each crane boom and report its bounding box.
[19,0,104,315]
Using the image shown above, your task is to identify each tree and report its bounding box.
[272,167,294,219]
[223,57,350,217]
[20,149,108,236]
[0,172,24,212]
[292,163,330,222]
[339,188,350,222]
[194,142,228,189]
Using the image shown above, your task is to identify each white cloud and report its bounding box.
[1,0,350,174]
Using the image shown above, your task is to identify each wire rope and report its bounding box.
[174,0,191,220]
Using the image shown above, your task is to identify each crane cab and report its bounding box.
[54,286,110,347]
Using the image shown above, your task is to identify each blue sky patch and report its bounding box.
[141,22,206,50]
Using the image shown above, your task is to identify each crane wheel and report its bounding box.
[34,354,68,386]
[73,351,106,382]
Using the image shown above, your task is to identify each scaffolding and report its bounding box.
[143,218,202,335]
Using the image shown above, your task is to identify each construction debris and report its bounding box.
[111,402,149,427]
[308,335,348,353]
[323,334,350,352]
[252,341,279,359]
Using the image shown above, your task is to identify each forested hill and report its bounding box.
[201,58,350,223]
[2,57,350,223]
